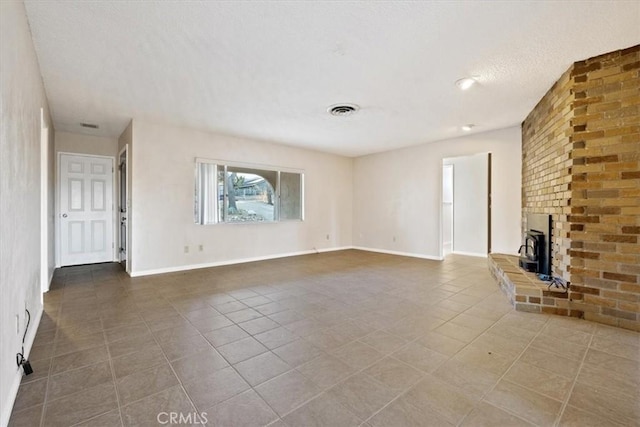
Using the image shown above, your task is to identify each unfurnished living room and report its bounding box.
[1,1,639,426]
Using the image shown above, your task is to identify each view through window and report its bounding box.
[195,161,303,224]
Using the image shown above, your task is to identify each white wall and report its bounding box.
[353,126,521,259]
[0,1,54,424]
[444,153,489,257]
[130,120,353,275]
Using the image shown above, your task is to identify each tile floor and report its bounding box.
[9,250,640,427]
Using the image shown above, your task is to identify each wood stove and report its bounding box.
[519,214,552,276]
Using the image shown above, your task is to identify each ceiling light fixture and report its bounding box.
[462,124,475,132]
[80,122,99,129]
[328,104,359,117]
[455,77,477,91]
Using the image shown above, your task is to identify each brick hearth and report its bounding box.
[489,254,579,316]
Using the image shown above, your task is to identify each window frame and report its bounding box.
[195,158,304,225]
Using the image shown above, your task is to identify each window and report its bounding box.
[195,160,303,224]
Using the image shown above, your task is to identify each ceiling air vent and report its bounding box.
[80,123,99,129]
[328,104,359,116]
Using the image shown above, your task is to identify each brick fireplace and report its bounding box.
[493,44,639,331]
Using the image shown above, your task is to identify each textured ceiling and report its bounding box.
[24,1,640,157]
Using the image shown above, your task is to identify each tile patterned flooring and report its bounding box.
[9,250,640,426]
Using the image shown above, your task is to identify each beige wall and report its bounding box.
[0,1,55,423]
[55,131,118,158]
[130,120,353,275]
[353,127,522,259]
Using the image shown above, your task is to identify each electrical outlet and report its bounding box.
[199,244,203,252]
[326,234,330,240]
[393,236,396,242]
[184,246,189,254]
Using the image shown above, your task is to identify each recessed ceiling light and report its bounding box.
[328,104,359,116]
[455,77,477,91]
[462,124,475,132]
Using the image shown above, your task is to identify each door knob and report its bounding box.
[62,213,68,218]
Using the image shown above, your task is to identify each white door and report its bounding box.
[59,154,114,266]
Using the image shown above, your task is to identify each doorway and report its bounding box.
[58,153,115,266]
[118,147,127,270]
[442,164,454,256]
[442,153,491,257]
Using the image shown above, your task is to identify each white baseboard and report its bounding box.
[43,270,54,293]
[130,246,353,277]
[352,246,443,261]
[129,245,444,277]
[1,306,43,427]
[317,246,353,253]
[452,250,488,258]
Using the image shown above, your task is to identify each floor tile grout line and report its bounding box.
[245,335,397,421]
[456,314,554,427]
[138,304,207,419]
[42,346,111,379]
[495,340,598,405]
[51,270,286,422]
[68,407,120,427]
[201,357,281,418]
[38,292,63,427]
[255,378,347,423]
[113,383,193,419]
[553,331,595,427]
[346,299,503,422]
[357,361,439,424]
[586,337,640,364]
[143,290,299,421]
[358,306,519,426]
[174,289,335,422]
[38,272,116,426]
[231,323,365,418]
[102,325,126,427]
